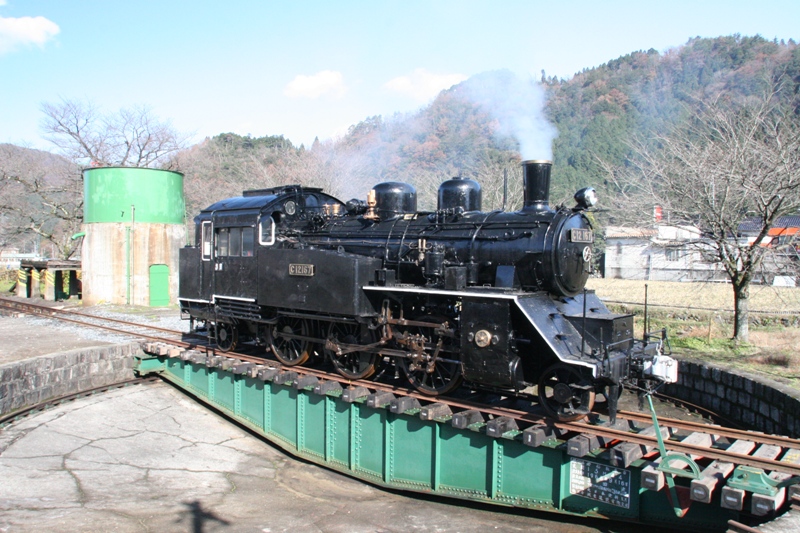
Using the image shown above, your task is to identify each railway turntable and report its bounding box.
[136,343,800,532]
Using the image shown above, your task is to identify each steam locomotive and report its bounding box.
[179,160,677,421]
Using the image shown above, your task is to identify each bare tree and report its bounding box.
[469,153,524,212]
[0,144,82,258]
[41,98,188,167]
[0,100,187,257]
[606,80,800,342]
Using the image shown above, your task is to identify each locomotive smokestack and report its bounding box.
[522,160,552,212]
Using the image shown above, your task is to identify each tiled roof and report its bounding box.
[739,215,800,233]
[605,226,658,239]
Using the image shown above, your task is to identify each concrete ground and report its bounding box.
[0,316,113,365]
[0,380,631,533]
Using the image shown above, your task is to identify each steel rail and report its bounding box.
[616,408,800,448]
[564,420,800,476]
[0,298,186,343]
[0,296,185,335]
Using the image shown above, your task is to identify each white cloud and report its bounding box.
[284,70,347,100]
[0,14,60,54]
[384,68,467,102]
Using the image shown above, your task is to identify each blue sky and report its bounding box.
[1,0,798,151]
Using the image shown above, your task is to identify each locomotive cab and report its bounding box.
[179,186,346,350]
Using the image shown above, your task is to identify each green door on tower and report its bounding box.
[149,264,170,307]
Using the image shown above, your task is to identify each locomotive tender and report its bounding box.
[179,160,677,421]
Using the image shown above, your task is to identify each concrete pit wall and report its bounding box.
[662,359,800,438]
[0,343,142,417]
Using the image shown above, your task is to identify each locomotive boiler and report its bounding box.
[179,160,677,421]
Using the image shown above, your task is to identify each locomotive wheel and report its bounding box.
[398,316,462,396]
[537,363,596,422]
[216,321,238,352]
[326,322,378,380]
[269,317,311,366]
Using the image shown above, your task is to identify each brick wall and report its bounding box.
[662,359,800,438]
[0,343,141,417]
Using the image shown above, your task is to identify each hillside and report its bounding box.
[177,35,800,217]
[548,35,800,198]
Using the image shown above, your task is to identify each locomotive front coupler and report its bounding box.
[597,350,631,424]
[605,383,621,424]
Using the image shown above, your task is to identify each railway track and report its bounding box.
[4,295,800,518]
[141,339,800,522]
[0,296,186,344]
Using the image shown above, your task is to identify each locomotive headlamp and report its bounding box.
[574,187,598,209]
[474,329,492,348]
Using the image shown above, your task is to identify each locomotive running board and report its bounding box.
[135,348,734,532]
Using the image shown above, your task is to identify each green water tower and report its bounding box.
[81,167,185,306]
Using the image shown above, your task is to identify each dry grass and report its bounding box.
[586,278,800,314]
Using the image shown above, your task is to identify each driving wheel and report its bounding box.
[326,322,378,380]
[216,321,238,352]
[269,316,311,366]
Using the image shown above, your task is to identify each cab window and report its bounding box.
[201,221,212,260]
[259,217,276,245]
[216,228,229,257]
[242,227,254,256]
[214,226,255,257]
[229,227,242,257]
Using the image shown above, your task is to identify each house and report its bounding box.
[603,217,800,286]
[0,249,40,270]
[738,215,800,286]
[603,225,725,282]
[738,215,800,247]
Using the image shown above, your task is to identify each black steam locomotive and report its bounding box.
[179,160,677,421]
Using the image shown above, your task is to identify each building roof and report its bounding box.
[605,226,658,239]
[739,215,800,234]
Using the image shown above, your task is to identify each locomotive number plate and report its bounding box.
[569,458,631,509]
[289,263,315,277]
[569,228,594,243]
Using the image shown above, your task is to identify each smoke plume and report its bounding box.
[461,70,557,160]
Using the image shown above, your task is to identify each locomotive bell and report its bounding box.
[521,160,552,212]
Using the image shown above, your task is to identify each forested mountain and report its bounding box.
[178,35,800,217]
[548,35,800,199]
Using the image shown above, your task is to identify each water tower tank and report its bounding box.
[81,167,185,306]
